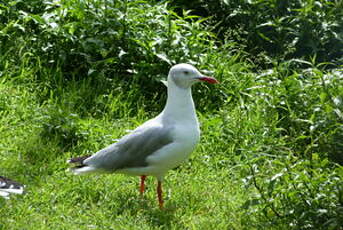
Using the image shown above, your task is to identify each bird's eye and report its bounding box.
[183,71,189,75]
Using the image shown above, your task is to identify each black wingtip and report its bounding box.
[67,155,91,166]
[0,176,23,190]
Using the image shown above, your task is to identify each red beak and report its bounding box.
[197,76,219,84]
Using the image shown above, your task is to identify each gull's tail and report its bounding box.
[0,176,24,199]
[67,155,97,175]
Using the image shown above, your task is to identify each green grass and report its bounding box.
[1,66,342,229]
[0,80,248,229]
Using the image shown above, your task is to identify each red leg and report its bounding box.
[157,180,164,209]
[140,175,147,195]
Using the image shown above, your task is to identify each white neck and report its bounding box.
[162,83,197,122]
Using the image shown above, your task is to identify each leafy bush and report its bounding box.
[258,66,343,163]
[243,157,343,230]
[1,0,221,114]
[1,0,215,82]
[169,0,343,67]
[212,64,343,229]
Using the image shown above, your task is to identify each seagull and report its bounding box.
[0,176,24,199]
[68,63,218,208]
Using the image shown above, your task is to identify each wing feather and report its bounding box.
[84,124,174,171]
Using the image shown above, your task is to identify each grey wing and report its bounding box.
[84,125,174,171]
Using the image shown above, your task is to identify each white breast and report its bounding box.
[146,121,200,171]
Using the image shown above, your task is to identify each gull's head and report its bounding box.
[168,63,218,89]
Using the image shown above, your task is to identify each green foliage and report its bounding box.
[169,0,343,67]
[39,105,85,149]
[243,158,343,229]
[1,0,215,79]
[201,65,343,229]
[0,0,342,229]
[1,0,219,113]
[224,65,343,229]
[256,65,343,163]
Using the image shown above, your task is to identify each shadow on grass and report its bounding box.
[144,205,179,228]
[104,189,180,228]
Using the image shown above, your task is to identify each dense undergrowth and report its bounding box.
[169,0,343,67]
[0,0,342,229]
